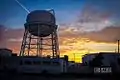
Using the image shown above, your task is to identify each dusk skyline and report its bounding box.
[0,0,120,62]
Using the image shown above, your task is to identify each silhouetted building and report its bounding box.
[82,52,120,66]
[67,62,92,74]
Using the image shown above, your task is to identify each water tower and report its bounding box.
[19,10,59,58]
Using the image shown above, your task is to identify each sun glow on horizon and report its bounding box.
[7,37,119,63]
[59,38,118,63]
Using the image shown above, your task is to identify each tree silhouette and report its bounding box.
[89,53,103,67]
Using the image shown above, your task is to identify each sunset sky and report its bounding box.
[0,0,120,62]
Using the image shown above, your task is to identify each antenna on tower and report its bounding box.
[15,0,30,13]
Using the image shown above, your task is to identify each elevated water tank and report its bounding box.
[25,10,56,37]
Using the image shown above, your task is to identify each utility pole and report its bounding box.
[115,49,117,53]
[73,53,75,62]
[118,40,119,53]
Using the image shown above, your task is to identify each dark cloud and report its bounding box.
[59,26,120,43]
[0,25,4,41]
[0,24,24,49]
[82,0,120,25]
[78,4,113,23]
[0,24,120,52]
[81,26,120,43]
[58,2,120,42]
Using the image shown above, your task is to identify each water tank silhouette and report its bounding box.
[25,10,56,37]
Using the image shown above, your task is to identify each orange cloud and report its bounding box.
[59,36,118,62]
[0,24,120,63]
